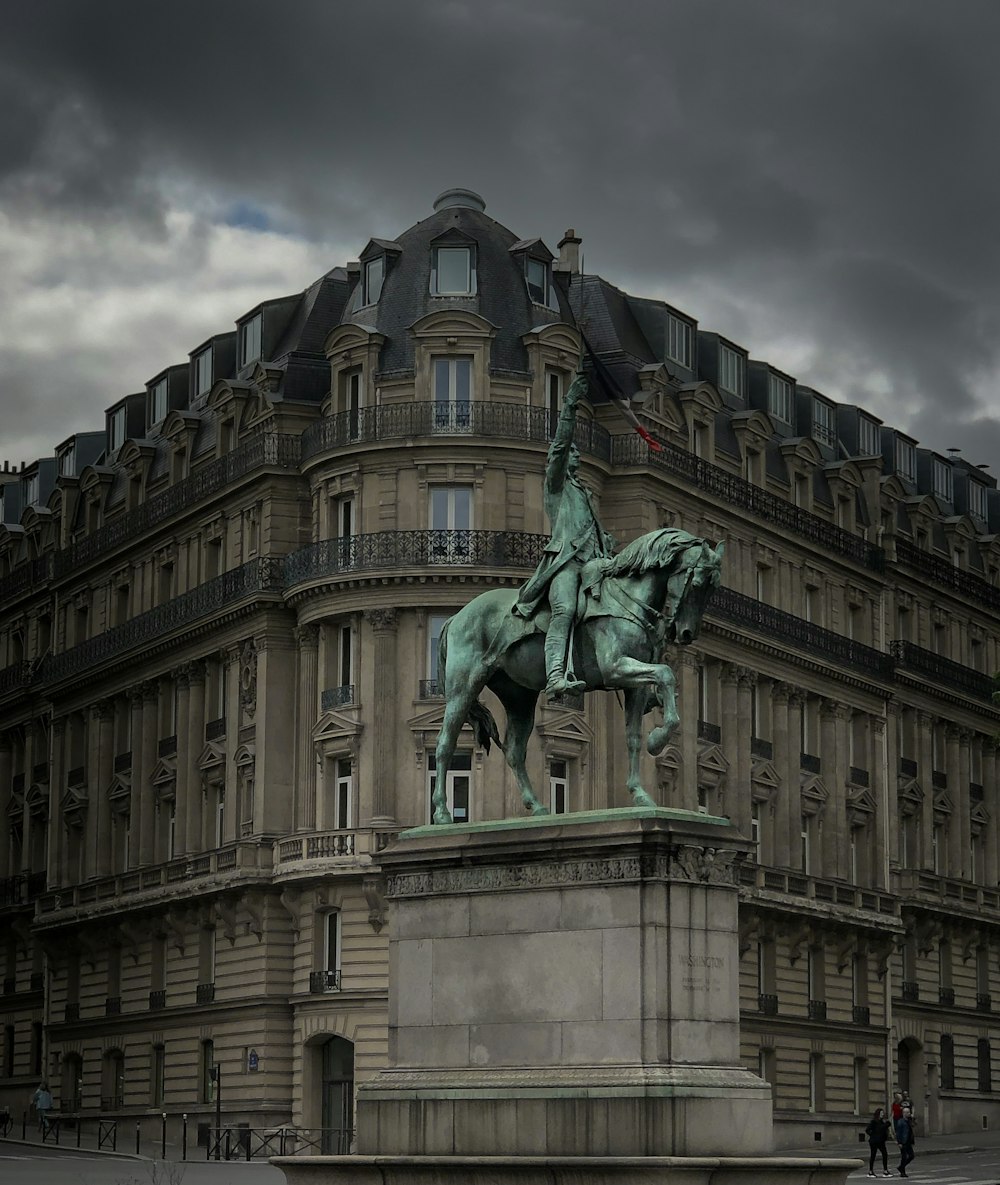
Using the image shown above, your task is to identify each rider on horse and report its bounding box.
[513,371,615,699]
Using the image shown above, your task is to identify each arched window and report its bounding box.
[321,1036,354,1154]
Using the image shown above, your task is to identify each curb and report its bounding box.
[0,1135,142,1160]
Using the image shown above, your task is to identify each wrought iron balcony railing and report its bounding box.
[285,530,548,587]
[0,659,32,696]
[901,980,920,1002]
[158,735,177,757]
[890,639,997,704]
[105,996,122,1016]
[204,718,226,742]
[301,401,613,464]
[149,989,166,1010]
[896,537,1000,611]
[196,982,215,1004]
[751,737,773,760]
[807,999,827,1021]
[697,720,721,743]
[977,992,992,1012]
[309,969,342,994]
[0,552,53,606]
[44,558,284,684]
[939,988,955,1006]
[852,1005,871,1025]
[321,686,354,710]
[758,993,779,1015]
[53,432,299,578]
[101,1094,124,1111]
[616,433,884,571]
[59,1096,82,1114]
[64,1002,79,1021]
[800,753,821,774]
[709,587,894,679]
[418,678,444,699]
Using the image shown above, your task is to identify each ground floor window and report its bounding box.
[427,753,471,823]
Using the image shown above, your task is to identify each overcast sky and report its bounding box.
[2,0,999,474]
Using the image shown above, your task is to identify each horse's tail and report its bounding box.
[468,700,502,755]
[438,616,502,754]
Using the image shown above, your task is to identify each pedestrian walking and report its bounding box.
[896,1106,916,1177]
[865,1107,893,1176]
[30,1082,52,1133]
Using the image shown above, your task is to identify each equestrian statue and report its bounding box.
[431,370,723,824]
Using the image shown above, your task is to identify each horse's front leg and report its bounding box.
[644,662,679,757]
[623,688,655,807]
[497,684,546,815]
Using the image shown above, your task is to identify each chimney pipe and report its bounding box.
[556,228,582,275]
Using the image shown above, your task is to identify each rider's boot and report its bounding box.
[544,614,586,700]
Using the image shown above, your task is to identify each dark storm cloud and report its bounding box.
[3,0,1000,465]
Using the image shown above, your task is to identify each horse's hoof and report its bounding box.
[433,808,454,825]
[631,789,657,808]
[529,803,550,816]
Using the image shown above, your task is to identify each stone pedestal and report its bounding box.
[274,808,862,1185]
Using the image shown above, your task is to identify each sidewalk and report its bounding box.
[782,1126,1000,1160]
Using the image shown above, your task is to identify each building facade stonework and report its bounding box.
[1,189,999,1147]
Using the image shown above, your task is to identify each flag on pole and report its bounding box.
[579,330,662,452]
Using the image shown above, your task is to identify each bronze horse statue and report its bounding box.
[431,527,724,823]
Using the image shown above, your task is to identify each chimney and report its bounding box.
[556,228,582,275]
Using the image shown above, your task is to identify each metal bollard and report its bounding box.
[181,1114,187,1161]
[77,1119,81,1148]
[21,1111,25,1140]
[161,1112,167,1159]
[135,1120,141,1156]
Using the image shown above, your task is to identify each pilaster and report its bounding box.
[185,661,207,853]
[365,608,399,825]
[295,624,321,830]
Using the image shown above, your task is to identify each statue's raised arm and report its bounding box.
[544,371,588,495]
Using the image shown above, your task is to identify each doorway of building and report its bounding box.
[321,1036,354,1153]
[897,1037,926,1131]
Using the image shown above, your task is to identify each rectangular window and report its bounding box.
[240,312,262,366]
[194,348,213,397]
[750,803,760,860]
[858,416,880,456]
[325,912,341,974]
[336,496,355,540]
[666,313,693,368]
[338,624,353,690]
[198,928,216,987]
[151,1045,165,1107]
[433,357,473,429]
[719,345,746,398]
[801,817,811,874]
[429,485,473,531]
[969,480,988,520]
[363,256,384,305]
[895,437,916,481]
[526,257,549,305]
[59,444,76,476]
[812,398,836,446]
[149,379,168,425]
[200,1040,215,1104]
[932,458,954,502]
[549,759,569,815]
[24,474,39,506]
[334,759,352,830]
[545,370,562,438]
[767,374,793,423]
[109,407,126,452]
[428,752,471,823]
[432,246,475,294]
[428,614,449,684]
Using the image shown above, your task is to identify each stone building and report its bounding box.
[1,188,998,1149]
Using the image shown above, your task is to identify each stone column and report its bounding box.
[986,743,1000,888]
[678,651,699,813]
[735,668,756,843]
[139,682,159,864]
[47,718,66,884]
[365,609,398,826]
[958,729,973,881]
[820,700,847,881]
[295,624,320,831]
[173,667,192,856]
[20,729,35,875]
[945,725,962,878]
[918,712,935,869]
[771,685,791,868]
[185,661,207,853]
[885,703,901,870]
[872,715,889,890]
[91,700,115,877]
[785,690,805,870]
[0,733,11,872]
[720,666,742,834]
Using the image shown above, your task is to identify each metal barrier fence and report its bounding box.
[207,1125,354,1160]
[2,1112,118,1151]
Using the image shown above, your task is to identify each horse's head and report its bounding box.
[666,540,724,644]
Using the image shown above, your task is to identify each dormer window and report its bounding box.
[149,379,168,426]
[969,480,988,520]
[895,437,916,482]
[109,407,126,452]
[363,257,384,305]
[194,348,213,397]
[932,458,953,502]
[525,257,549,305]
[240,313,262,367]
[812,398,836,447]
[719,344,746,399]
[24,474,39,507]
[432,246,475,295]
[666,313,693,369]
[858,416,880,456]
[767,373,792,422]
[59,444,76,477]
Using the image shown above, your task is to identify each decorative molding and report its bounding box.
[362,874,388,933]
[365,607,399,632]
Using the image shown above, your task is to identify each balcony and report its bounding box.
[114,752,132,773]
[978,993,992,1012]
[0,659,33,696]
[932,769,948,790]
[901,980,920,1002]
[105,996,122,1016]
[0,552,53,607]
[807,999,827,1021]
[59,1096,82,1114]
[939,988,955,1006]
[44,558,285,685]
[2,976,14,994]
[100,1094,124,1111]
[758,993,779,1015]
[895,869,1000,915]
[852,1005,871,1025]
[149,989,166,1010]
[849,766,870,787]
[890,639,997,704]
[301,401,613,464]
[899,757,918,777]
[800,753,821,775]
[548,690,585,711]
[896,536,1000,611]
[52,431,300,579]
[615,432,884,570]
[36,840,272,922]
[738,864,898,916]
[30,972,43,991]
[751,737,773,760]
[275,827,399,868]
[158,735,177,758]
[204,718,226,742]
[698,720,722,744]
[710,588,893,679]
[285,530,548,589]
[0,876,26,906]
[67,765,87,788]
[65,1002,79,1021]
[321,686,354,710]
[196,982,215,1004]
[309,969,342,994]
[418,679,443,699]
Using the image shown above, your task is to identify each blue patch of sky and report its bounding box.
[223,202,273,232]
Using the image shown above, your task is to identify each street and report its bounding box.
[0,1144,284,1185]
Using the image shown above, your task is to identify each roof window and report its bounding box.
[767,373,792,422]
[109,407,126,453]
[812,398,836,447]
[719,344,746,398]
[240,312,262,367]
[932,458,953,502]
[666,313,693,369]
[363,257,384,306]
[149,378,168,426]
[858,416,880,456]
[432,246,476,295]
[895,437,916,482]
[194,348,213,397]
